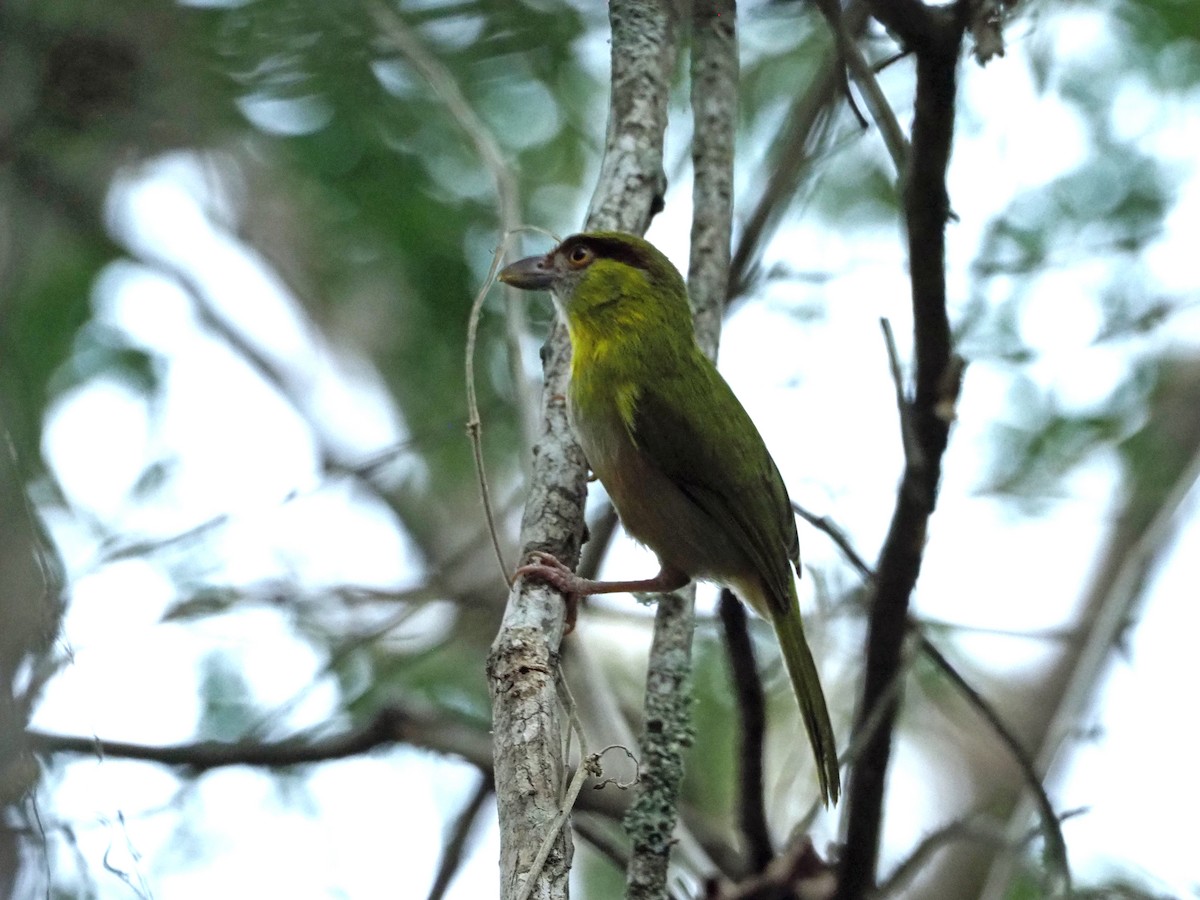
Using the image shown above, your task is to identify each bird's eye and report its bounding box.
[567,245,593,268]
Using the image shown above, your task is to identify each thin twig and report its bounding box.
[370,2,537,449]
[875,808,1086,900]
[916,617,1079,644]
[918,636,1072,895]
[463,228,559,587]
[792,502,875,581]
[728,0,871,302]
[880,317,905,404]
[809,0,909,174]
[463,240,525,587]
[880,317,919,461]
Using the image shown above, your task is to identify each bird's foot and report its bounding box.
[515,551,584,634]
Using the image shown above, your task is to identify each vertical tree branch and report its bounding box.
[488,1,675,898]
[624,585,698,900]
[717,591,773,874]
[687,0,738,356]
[0,424,58,895]
[624,3,737,897]
[585,1,674,233]
[835,10,965,899]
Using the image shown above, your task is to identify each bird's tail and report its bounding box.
[772,593,841,806]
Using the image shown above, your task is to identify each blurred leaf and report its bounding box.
[162,587,243,623]
[197,652,257,741]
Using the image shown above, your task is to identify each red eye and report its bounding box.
[567,245,593,267]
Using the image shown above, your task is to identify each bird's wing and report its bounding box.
[626,360,800,617]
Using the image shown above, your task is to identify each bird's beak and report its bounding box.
[498,253,556,291]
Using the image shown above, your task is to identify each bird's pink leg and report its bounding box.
[515,551,690,633]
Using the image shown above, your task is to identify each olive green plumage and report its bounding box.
[499,231,840,805]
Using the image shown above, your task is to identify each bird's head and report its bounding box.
[498,231,693,343]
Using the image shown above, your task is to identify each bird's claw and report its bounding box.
[515,551,582,634]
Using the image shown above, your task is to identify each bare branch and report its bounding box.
[688,0,738,357]
[809,0,909,174]
[877,808,1086,900]
[792,502,874,582]
[623,3,737,896]
[488,0,676,897]
[717,591,773,874]
[918,636,1071,895]
[836,7,967,895]
[27,704,492,774]
[27,714,651,826]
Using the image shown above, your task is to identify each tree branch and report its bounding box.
[488,0,675,897]
[835,6,966,896]
[623,4,736,897]
[717,591,773,874]
[793,502,874,582]
[809,0,909,175]
[688,0,738,357]
[27,711,652,825]
[623,586,697,899]
[918,636,1071,895]
[27,704,492,773]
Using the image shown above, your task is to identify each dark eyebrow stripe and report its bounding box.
[559,234,653,272]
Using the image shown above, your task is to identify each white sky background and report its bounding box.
[22,4,1200,899]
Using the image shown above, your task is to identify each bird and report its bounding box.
[498,230,840,805]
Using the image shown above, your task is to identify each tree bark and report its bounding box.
[488,1,676,897]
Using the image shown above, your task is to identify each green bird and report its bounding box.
[499,231,840,805]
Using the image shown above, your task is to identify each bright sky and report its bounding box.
[25,4,1200,899]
